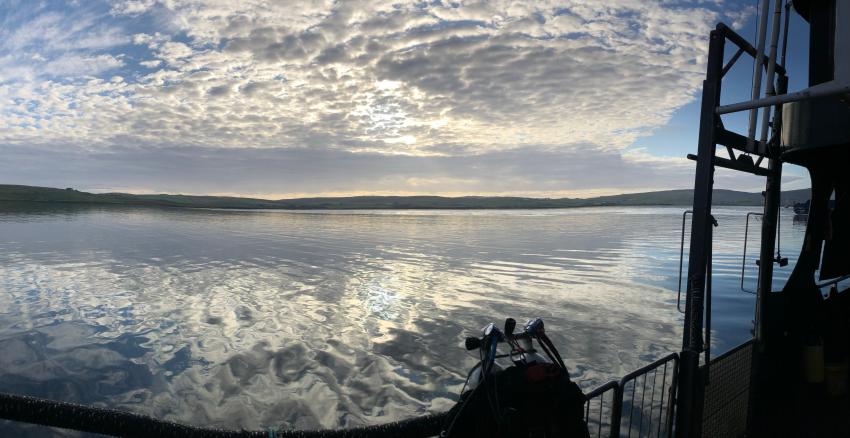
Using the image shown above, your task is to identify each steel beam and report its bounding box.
[676,27,725,438]
[715,23,786,75]
[686,154,771,177]
[715,81,850,114]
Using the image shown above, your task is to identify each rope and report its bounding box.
[0,392,447,438]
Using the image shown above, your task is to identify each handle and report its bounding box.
[741,212,763,294]
[677,210,693,313]
[504,318,516,337]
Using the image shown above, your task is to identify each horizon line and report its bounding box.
[2,183,811,202]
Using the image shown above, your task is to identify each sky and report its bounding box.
[0,0,813,198]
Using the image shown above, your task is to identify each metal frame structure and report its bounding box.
[676,17,789,437]
[585,2,850,435]
[676,0,850,435]
[717,0,850,116]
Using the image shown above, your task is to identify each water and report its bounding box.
[0,203,807,435]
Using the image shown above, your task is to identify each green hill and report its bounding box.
[0,184,811,210]
[0,185,281,208]
[584,188,810,207]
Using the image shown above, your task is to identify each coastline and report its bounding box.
[0,184,811,211]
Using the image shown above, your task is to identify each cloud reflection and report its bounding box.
[0,205,804,435]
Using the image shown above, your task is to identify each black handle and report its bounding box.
[504,318,516,337]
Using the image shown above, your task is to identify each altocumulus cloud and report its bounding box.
[0,0,762,196]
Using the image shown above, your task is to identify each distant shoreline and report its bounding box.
[0,184,811,211]
[0,199,774,210]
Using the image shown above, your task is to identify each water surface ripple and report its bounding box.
[0,204,806,435]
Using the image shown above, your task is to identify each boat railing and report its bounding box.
[584,380,621,437]
[740,212,763,294]
[584,353,679,438]
[677,210,692,313]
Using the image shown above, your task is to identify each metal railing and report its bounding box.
[619,353,679,438]
[584,353,679,437]
[585,381,621,438]
[741,212,763,294]
[677,210,692,313]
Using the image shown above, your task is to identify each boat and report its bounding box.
[441,318,589,437]
[671,0,850,436]
[793,200,810,215]
[794,199,835,215]
[1,0,848,436]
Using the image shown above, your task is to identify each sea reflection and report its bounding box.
[0,204,806,435]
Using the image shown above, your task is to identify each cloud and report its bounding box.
[0,0,759,194]
[110,0,157,16]
[2,6,129,53]
[140,59,163,68]
[43,54,124,77]
[0,2,130,87]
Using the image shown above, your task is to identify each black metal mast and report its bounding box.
[675,26,724,438]
[675,13,791,433]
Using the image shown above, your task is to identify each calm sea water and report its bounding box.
[0,203,807,435]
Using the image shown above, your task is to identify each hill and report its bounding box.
[0,184,811,210]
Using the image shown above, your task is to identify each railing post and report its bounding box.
[666,356,679,438]
[610,384,623,438]
[676,26,725,438]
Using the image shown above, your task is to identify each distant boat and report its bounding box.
[793,200,810,215]
[793,199,835,216]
